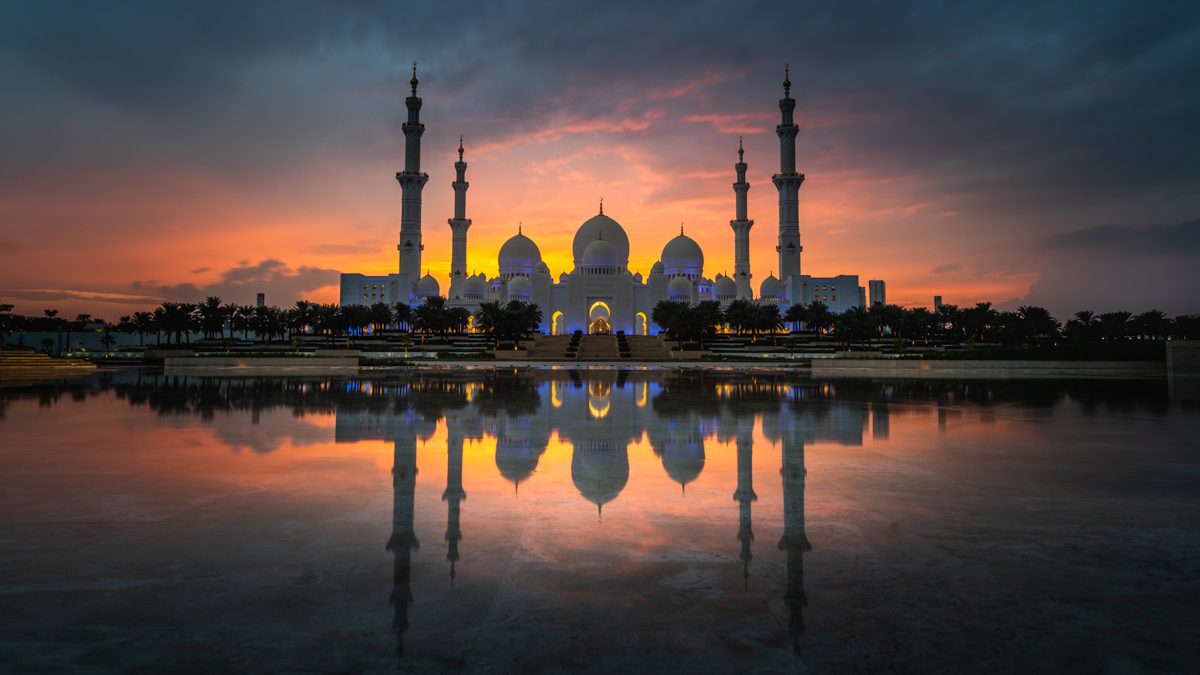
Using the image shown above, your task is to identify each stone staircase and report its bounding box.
[524,335,573,360]
[622,336,672,360]
[577,335,620,360]
[0,350,96,370]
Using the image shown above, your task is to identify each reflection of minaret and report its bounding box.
[773,64,804,285]
[777,435,811,656]
[447,136,471,299]
[443,416,466,586]
[733,417,756,587]
[397,63,430,293]
[730,138,754,300]
[386,417,419,661]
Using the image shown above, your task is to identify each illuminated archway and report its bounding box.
[552,311,564,336]
[635,312,647,336]
[588,302,611,335]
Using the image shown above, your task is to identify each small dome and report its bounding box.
[714,276,737,299]
[582,237,618,271]
[573,214,629,268]
[416,273,440,298]
[650,261,664,274]
[661,232,704,275]
[559,272,569,283]
[662,443,705,488]
[535,261,550,275]
[508,276,531,299]
[499,232,542,271]
[668,276,692,300]
[462,275,485,298]
[570,444,629,508]
[495,440,544,488]
[759,274,781,299]
[633,272,643,283]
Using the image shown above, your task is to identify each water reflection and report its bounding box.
[0,370,1189,672]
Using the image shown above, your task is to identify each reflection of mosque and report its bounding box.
[334,371,869,660]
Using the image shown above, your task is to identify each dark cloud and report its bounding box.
[132,259,338,306]
[190,267,210,274]
[931,263,962,274]
[1040,219,1200,255]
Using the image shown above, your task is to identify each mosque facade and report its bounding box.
[339,66,868,334]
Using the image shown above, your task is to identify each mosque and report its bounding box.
[339,65,867,334]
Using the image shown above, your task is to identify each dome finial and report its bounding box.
[518,221,522,235]
[598,230,603,240]
[783,63,791,96]
[458,134,464,158]
[738,136,744,156]
[680,222,684,236]
[599,197,603,215]
[410,62,418,96]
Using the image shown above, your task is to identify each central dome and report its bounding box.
[573,214,629,270]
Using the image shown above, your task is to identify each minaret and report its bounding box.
[397,62,430,296]
[777,432,811,656]
[733,416,756,587]
[772,64,804,286]
[447,136,471,300]
[730,137,755,300]
[443,415,466,585]
[387,414,420,662]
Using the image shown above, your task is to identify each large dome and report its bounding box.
[416,273,440,298]
[499,232,542,272]
[581,236,618,271]
[508,275,531,299]
[759,274,781,300]
[462,274,485,298]
[573,214,629,269]
[661,233,704,275]
[668,276,692,300]
[714,275,737,300]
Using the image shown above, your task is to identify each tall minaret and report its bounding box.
[397,62,430,296]
[447,136,471,300]
[772,64,804,285]
[733,415,756,587]
[730,137,755,300]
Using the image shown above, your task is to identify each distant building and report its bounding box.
[256,293,265,308]
[858,286,866,308]
[869,280,886,306]
[934,295,943,311]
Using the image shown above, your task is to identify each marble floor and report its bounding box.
[0,369,1197,674]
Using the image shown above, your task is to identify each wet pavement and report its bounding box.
[1,369,1197,673]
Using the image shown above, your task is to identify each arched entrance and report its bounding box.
[635,312,647,336]
[552,311,564,336]
[588,301,611,335]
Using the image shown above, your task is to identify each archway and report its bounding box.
[635,312,647,336]
[551,311,564,336]
[588,302,611,335]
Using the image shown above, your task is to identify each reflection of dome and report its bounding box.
[760,274,781,300]
[668,276,692,301]
[571,443,630,509]
[495,439,545,488]
[416,273,440,298]
[650,261,664,275]
[508,276,531,299]
[581,237,618,273]
[661,233,704,276]
[661,443,705,488]
[714,275,737,300]
[462,274,485,299]
[573,214,629,269]
[499,232,542,273]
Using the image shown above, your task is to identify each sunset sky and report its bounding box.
[1,1,1198,320]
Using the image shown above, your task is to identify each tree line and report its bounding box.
[0,296,544,350]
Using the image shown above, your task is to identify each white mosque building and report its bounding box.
[339,65,868,334]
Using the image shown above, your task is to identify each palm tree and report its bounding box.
[368,302,395,334]
[723,298,755,336]
[393,302,412,332]
[473,301,507,349]
[448,307,472,335]
[692,301,723,350]
[1130,309,1172,339]
[651,300,688,348]
[197,296,224,339]
[1098,311,1131,342]
[783,303,808,333]
[507,301,544,341]
[340,304,371,347]
[291,300,314,336]
[131,312,155,347]
[1017,305,1060,345]
[806,301,833,339]
[754,303,785,346]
